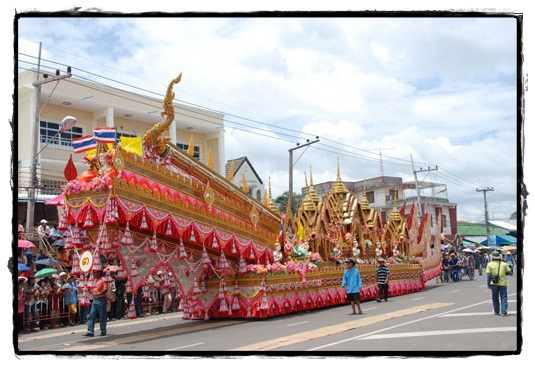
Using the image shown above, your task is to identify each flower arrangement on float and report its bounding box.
[310,252,323,265]
[292,242,310,258]
[328,245,343,265]
[64,175,114,195]
[242,259,319,277]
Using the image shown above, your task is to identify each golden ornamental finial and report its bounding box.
[267,176,279,213]
[143,73,182,156]
[207,148,214,169]
[241,172,249,193]
[227,160,235,180]
[187,135,195,156]
[360,178,370,209]
[330,158,349,194]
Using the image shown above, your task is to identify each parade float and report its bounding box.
[58,74,442,320]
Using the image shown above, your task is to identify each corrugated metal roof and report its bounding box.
[457,222,505,236]
[489,220,516,231]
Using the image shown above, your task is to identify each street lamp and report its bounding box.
[25,115,77,240]
[24,44,73,238]
[35,116,77,156]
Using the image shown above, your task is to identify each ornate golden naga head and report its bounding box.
[143,73,182,157]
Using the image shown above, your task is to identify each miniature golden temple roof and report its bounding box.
[266,176,279,213]
[329,159,349,195]
[388,192,402,221]
[360,179,370,210]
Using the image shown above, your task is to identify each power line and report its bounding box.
[17,53,515,202]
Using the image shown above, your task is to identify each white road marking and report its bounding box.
[441,311,517,317]
[287,321,309,327]
[412,297,425,301]
[360,327,516,340]
[167,342,204,350]
[308,298,507,351]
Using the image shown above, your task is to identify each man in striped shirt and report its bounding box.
[376,258,390,302]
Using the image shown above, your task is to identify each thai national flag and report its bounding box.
[93,127,117,143]
[72,135,97,153]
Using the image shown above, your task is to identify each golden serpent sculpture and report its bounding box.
[143,73,182,156]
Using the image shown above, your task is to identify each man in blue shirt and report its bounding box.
[342,258,363,315]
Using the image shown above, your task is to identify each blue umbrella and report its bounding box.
[33,258,60,266]
[18,263,30,271]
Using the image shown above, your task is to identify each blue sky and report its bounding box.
[7,7,524,224]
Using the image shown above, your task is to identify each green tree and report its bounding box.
[274,192,303,214]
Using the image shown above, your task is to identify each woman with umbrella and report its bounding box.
[18,248,27,266]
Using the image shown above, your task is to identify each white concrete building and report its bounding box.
[225,156,264,202]
[17,69,225,229]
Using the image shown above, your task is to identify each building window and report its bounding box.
[443,214,448,228]
[176,143,201,159]
[40,120,83,147]
[40,179,63,195]
[366,191,375,204]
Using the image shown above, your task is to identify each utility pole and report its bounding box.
[25,42,72,239]
[288,138,319,215]
[476,187,494,246]
[411,154,438,224]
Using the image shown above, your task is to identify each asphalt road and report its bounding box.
[16,268,520,357]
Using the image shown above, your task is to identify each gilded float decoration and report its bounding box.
[58,74,441,320]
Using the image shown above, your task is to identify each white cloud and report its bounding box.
[13,13,522,223]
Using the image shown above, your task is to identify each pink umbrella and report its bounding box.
[45,193,64,206]
[18,239,36,248]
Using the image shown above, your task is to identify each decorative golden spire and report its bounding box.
[389,190,402,221]
[360,178,370,210]
[267,176,279,213]
[207,148,214,169]
[302,171,314,210]
[227,160,235,180]
[330,158,349,195]
[187,135,195,156]
[262,189,268,206]
[308,165,320,202]
[241,172,249,193]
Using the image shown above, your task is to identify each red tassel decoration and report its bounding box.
[121,222,134,246]
[178,238,187,259]
[189,229,196,243]
[202,245,211,265]
[70,254,80,275]
[130,257,140,277]
[140,210,148,230]
[150,229,158,252]
[83,206,94,228]
[165,219,173,236]
[125,298,137,319]
[142,284,151,299]
[238,255,247,274]
[212,230,219,249]
[92,248,102,271]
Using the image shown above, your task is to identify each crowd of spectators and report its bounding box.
[17,219,180,335]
